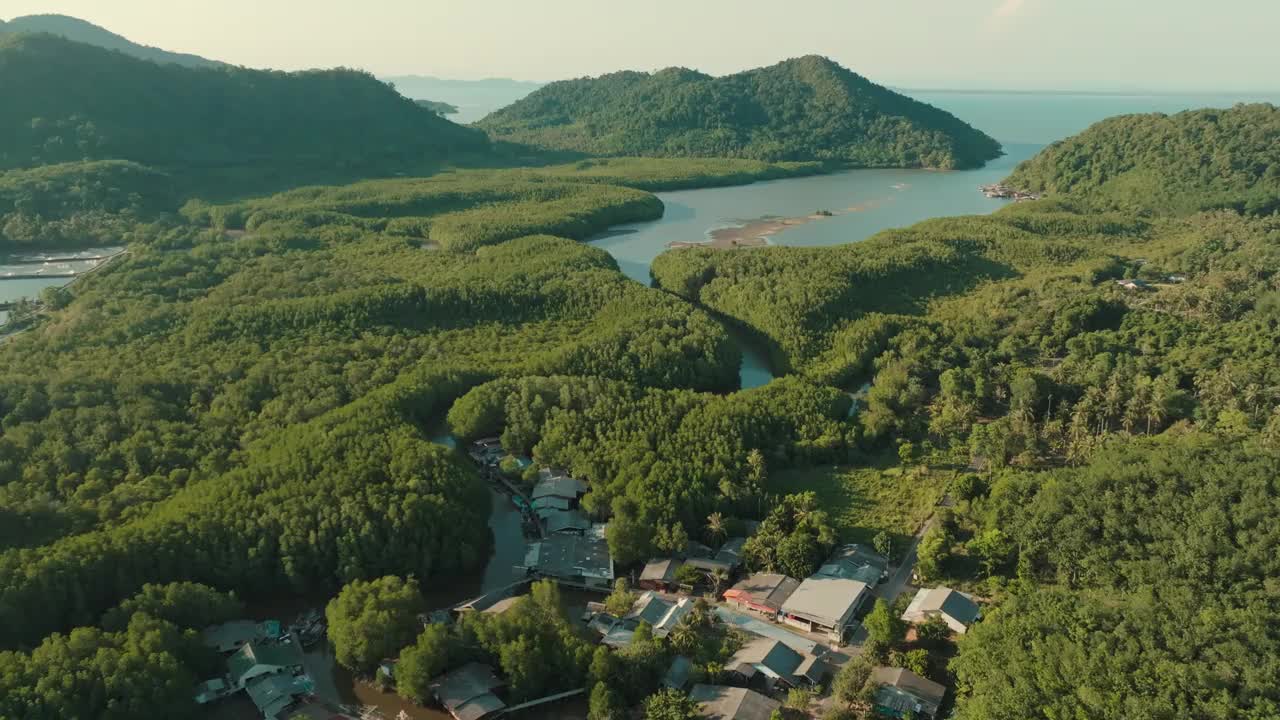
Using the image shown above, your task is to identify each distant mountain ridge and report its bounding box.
[0,13,223,67]
[0,33,489,189]
[478,56,1003,169]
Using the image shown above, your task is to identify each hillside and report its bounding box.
[477,55,1002,169]
[1005,103,1280,214]
[0,33,490,187]
[0,13,222,67]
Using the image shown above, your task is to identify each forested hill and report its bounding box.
[477,55,1003,169]
[0,33,490,182]
[0,14,223,68]
[1005,103,1280,215]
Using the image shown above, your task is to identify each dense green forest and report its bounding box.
[0,33,488,182]
[1005,103,1280,215]
[478,55,1002,169]
[1,36,1279,719]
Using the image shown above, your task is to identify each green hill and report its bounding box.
[477,55,1002,169]
[0,13,223,68]
[1004,103,1280,214]
[0,33,490,189]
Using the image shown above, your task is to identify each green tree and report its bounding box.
[396,624,455,702]
[326,576,426,673]
[604,578,637,617]
[644,688,699,720]
[589,681,622,720]
[862,599,905,649]
[873,531,892,559]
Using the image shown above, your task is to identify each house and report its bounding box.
[600,592,693,647]
[430,663,506,720]
[662,656,693,690]
[685,537,747,575]
[726,637,805,692]
[531,476,587,502]
[519,524,614,590]
[246,673,312,720]
[779,575,871,642]
[723,573,801,617]
[689,684,781,720]
[871,667,946,718]
[1117,278,1150,291]
[818,544,888,585]
[228,639,305,689]
[545,509,591,535]
[639,558,684,591]
[628,592,692,636]
[901,587,981,634]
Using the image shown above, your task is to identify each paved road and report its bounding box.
[875,515,937,604]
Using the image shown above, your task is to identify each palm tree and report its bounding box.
[706,512,726,545]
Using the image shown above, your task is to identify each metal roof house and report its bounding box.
[430,663,506,720]
[227,639,305,689]
[818,544,889,584]
[201,620,264,653]
[639,558,684,591]
[901,587,981,634]
[779,575,871,643]
[246,674,312,720]
[685,537,748,574]
[531,476,587,501]
[871,667,946,718]
[519,524,614,590]
[727,637,806,692]
[690,684,781,720]
[723,573,801,617]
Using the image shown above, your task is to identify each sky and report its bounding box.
[6,0,1280,92]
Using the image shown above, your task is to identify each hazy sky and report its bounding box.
[7,0,1279,91]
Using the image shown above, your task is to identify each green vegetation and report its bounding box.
[768,461,949,547]
[415,99,460,115]
[1005,103,1280,215]
[0,33,488,186]
[0,160,170,250]
[479,55,1001,169]
[741,491,838,579]
[326,576,426,673]
[0,582,237,720]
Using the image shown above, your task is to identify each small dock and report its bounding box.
[499,688,585,715]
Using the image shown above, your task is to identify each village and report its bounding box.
[191,435,980,720]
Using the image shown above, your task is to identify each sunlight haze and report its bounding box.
[7,0,1280,90]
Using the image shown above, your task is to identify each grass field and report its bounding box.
[768,453,950,547]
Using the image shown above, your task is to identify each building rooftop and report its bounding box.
[228,640,304,685]
[431,663,506,720]
[728,637,805,682]
[640,558,683,583]
[628,592,692,635]
[690,684,781,720]
[532,477,587,501]
[817,544,888,584]
[872,667,945,717]
[725,573,801,611]
[545,509,591,535]
[246,674,311,720]
[780,575,869,628]
[522,531,614,583]
[902,587,981,626]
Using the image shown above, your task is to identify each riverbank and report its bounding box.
[667,198,894,250]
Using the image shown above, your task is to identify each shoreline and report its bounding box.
[666,198,893,251]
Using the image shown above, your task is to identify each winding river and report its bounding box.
[589,144,1040,388]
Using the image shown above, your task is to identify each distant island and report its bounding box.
[382,75,544,122]
[0,13,223,67]
[478,55,1003,169]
